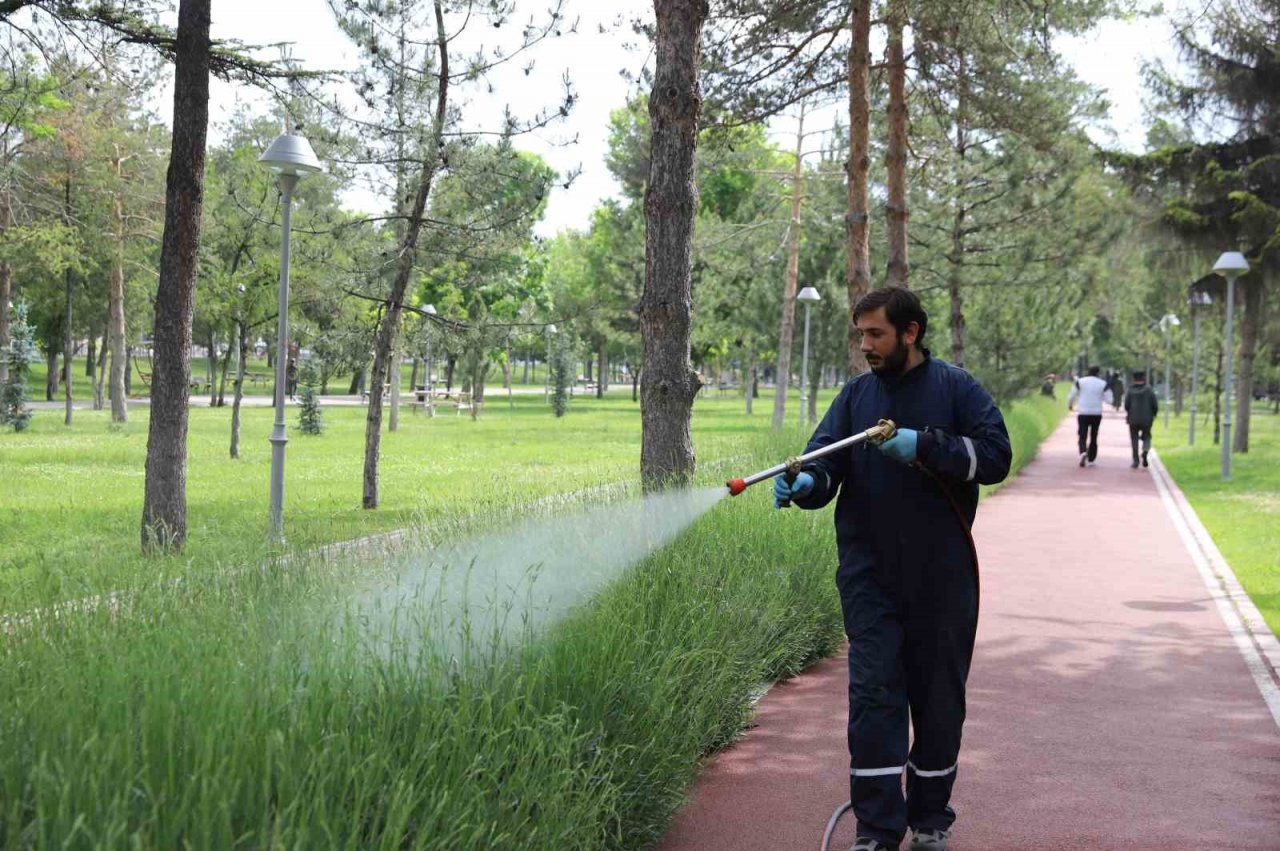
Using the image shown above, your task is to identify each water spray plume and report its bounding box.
[724,419,897,501]
[342,486,728,660]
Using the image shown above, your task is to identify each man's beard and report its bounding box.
[867,337,910,377]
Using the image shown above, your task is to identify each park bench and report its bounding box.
[455,391,475,416]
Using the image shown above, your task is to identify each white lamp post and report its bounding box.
[1187,290,1212,446]
[544,323,557,402]
[797,286,821,427]
[1158,313,1180,431]
[259,132,323,542]
[1212,251,1250,481]
[423,304,437,417]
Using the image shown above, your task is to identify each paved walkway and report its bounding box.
[658,410,1280,850]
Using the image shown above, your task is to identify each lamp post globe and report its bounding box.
[259,132,324,542]
[796,286,821,427]
[1212,251,1249,481]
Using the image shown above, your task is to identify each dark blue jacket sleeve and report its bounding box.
[916,375,1012,486]
[792,381,856,510]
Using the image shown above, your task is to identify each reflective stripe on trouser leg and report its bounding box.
[846,611,910,844]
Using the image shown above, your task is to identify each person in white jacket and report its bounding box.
[1068,366,1110,467]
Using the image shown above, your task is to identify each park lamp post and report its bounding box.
[1187,289,1212,447]
[544,323,557,402]
[259,132,323,542]
[1212,251,1249,481]
[423,304,437,417]
[1158,313,1180,431]
[797,286,821,427]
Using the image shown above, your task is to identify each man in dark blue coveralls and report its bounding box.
[774,287,1011,851]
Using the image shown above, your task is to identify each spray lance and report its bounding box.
[726,419,898,504]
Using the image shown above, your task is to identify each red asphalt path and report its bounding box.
[658,410,1280,850]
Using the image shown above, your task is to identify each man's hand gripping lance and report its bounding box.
[725,419,898,505]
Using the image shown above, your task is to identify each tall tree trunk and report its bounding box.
[745,346,755,415]
[109,159,129,421]
[846,0,872,375]
[231,318,246,458]
[216,329,231,406]
[388,350,401,432]
[45,348,57,400]
[63,175,73,426]
[363,0,449,509]
[0,142,10,386]
[641,0,707,490]
[949,59,968,368]
[1233,275,1264,453]
[1213,345,1222,445]
[207,329,218,406]
[884,0,909,288]
[597,341,607,397]
[0,261,10,387]
[808,359,820,424]
[85,336,95,378]
[772,100,805,430]
[141,0,211,553]
[93,313,107,410]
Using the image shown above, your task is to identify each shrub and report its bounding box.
[1,302,35,432]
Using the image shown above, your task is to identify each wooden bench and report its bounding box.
[455,391,474,416]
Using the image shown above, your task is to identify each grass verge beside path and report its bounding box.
[1154,407,1280,639]
[0,391,1065,849]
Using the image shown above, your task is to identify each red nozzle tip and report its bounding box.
[726,478,747,496]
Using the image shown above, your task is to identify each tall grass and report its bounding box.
[0,439,841,850]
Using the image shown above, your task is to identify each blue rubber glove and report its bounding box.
[877,428,918,464]
[773,471,815,508]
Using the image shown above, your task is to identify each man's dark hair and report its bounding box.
[1132,370,1146,381]
[852,286,928,347]
[1088,365,1101,376]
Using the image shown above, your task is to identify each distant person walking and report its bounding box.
[1124,370,1158,469]
[1108,371,1125,411]
[1068,366,1109,467]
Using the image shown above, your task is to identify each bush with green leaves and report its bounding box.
[1,302,35,432]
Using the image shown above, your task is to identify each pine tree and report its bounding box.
[297,362,323,435]
[1,302,35,431]
[550,335,571,418]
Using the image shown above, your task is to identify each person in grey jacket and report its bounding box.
[1124,371,1159,468]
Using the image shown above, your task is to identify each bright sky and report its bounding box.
[197,0,1185,237]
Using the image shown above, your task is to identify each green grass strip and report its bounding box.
[1153,405,1280,639]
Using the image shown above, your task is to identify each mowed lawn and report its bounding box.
[0,386,821,605]
[1155,405,1280,637]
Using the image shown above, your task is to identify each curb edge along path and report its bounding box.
[658,412,1280,851]
[1149,448,1280,726]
